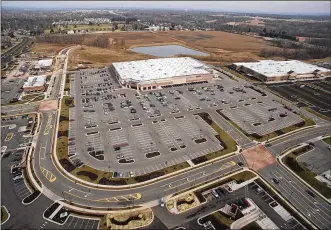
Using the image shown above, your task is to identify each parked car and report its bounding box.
[272,178,280,184]
[211,189,219,198]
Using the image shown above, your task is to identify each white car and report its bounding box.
[13,175,23,181]
[160,198,165,207]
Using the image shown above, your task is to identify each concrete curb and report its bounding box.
[278,144,331,204]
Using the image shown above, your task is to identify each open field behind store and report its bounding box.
[32,31,278,69]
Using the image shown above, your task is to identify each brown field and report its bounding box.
[31,43,72,56]
[33,30,277,68]
[67,45,154,70]
[242,144,276,171]
[160,31,272,53]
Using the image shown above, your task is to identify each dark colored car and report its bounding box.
[306,190,315,197]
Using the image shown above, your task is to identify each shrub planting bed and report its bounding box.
[59,158,76,172]
[98,177,127,185]
[145,151,161,159]
[118,158,134,164]
[135,171,165,183]
[22,191,40,204]
[76,171,98,181]
[44,202,60,219]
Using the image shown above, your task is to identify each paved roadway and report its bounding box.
[153,185,298,230]
[1,37,30,69]
[34,110,245,207]
[260,124,331,230]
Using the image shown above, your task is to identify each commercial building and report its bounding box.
[34,59,53,70]
[111,57,214,90]
[231,60,330,83]
[23,75,46,93]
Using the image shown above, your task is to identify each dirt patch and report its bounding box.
[68,45,154,70]
[39,100,58,111]
[32,43,71,56]
[242,144,276,171]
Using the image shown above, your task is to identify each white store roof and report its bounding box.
[113,57,210,82]
[37,59,53,67]
[234,60,329,78]
[23,75,46,88]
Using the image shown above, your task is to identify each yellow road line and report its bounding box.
[40,167,56,182]
[119,196,129,201]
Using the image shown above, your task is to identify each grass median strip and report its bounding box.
[1,206,9,224]
[282,145,331,199]
[322,137,331,145]
[192,113,237,164]
[304,107,331,122]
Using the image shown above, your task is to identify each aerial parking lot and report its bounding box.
[61,67,317,180]
[267,78,331,118]
[66,68,224,177]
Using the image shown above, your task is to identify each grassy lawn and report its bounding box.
[241,221,263,230]
[195,113,237,162]
[205,120,237,160]
[58,121,69,132]
[304,107,331,122]
[229,170,256,183]
[45,24,113,34]
[322,137,331,145]
[21,93,43,100]
[213,211,234,227]
[283,145,331,199]
[1,206,9,224]
[31,95,45,102]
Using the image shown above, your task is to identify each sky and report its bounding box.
[2,1,330,15]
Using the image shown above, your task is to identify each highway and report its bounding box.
[262,124,331,230]
[1,37,31,69]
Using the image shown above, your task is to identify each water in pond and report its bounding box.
[130,45,209,57]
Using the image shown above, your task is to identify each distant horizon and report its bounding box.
[2,1,330,16]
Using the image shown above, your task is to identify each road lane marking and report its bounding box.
[40,167,56,182]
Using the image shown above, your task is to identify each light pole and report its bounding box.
[62,191,66,201]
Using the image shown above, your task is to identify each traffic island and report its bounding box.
[1,206,10,225]
[322,136,331,145]
[105,208,153,229]
[281,144,331,199]
[167,193,200,214]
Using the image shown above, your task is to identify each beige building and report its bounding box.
[111,57,214,90]
[232,60,330,83]
[23,75,46,93]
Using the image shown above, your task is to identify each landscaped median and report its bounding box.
[1,206,10,225]
[192,113,237,164]
[103,208,153,229]
[280,144,331,199]
[304,107,331,122]
[167,193,201,214]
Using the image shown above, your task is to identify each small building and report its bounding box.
[232,60,331,83]
[23,75,46,93]
[111,57,214,91]
[34,59,53,70]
